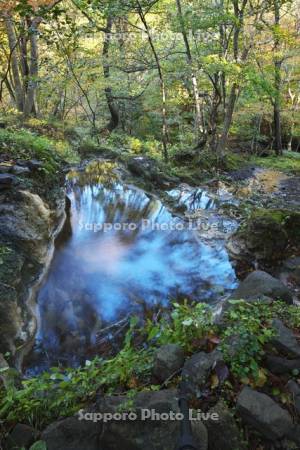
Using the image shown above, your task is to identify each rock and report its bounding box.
[271,319,300,358]
[0,173,17,189]
[5,423,38,449]
[42,389,208,450]
[286,380,300,414]
[206,400,247,450]
[0,190,52,263]
[0,164,12,174]
[28,159,43,170]
[231,271,293,304]
[283,257,300,271]
[182,350,223,397]
[229,209,300,265]
[127,156,178,188]
[152,344,185,382]
[11,165,30,175]
[237,386,293,441]
[42,416,99,450]
[264,355,300,375]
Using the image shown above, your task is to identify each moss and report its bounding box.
[251,151,300,173]
[251,208,288,225]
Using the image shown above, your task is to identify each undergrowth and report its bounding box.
[1,300,299,429]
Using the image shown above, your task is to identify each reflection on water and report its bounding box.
[26,161,237,374]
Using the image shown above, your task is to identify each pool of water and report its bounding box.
[25,161,237,374]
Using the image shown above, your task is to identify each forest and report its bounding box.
[0,1,300,450]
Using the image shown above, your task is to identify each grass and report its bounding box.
[0,127,79,173]
[251,151,300,173]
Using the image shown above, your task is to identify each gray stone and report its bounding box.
[206,400,247,450]
[42,416,99,450]
[6,423,38,449]
[12,165,30,175]
[265,355,300,374]
[232,271,293,304]
[28,159,43,170]
[0,190,52,263]
[271,319,300,358]
[237,386,293,441]
[182,350,223,396]
[286,380,300,414]
[42,389,208,450]
[152,344,185,382]
[283,257,300,271]
[0,173,16,189]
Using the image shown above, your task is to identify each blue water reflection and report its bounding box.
[27,162,236,372]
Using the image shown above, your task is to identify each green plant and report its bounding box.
[221,300,275,382]
[146,301,215,352]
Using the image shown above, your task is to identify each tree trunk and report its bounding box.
[4,16,24,111]
[102,15,119,132]
[216,83,238,155]
[175,0,203,138]
[273,0,283,155]
[137,1,169,161]
[24,20,39,117]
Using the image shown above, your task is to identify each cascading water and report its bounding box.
[25,160,237,374]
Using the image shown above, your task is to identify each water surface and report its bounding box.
[26,161,236,373]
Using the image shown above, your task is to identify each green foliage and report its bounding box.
[251,151,300,173]
[0,317,153,428]
[146,301,214,352]
[0,128,79,174]
[1,300,298,428]
[220,300,293,383]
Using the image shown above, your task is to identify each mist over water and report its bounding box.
[26,161,237,374]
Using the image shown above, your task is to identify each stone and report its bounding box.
[264,355,300,375]
[182,350,223,397]
[271,319,300,358]
[42,416,99,450]
[286,380,300,414]
[11,165,30,175]
[5,423,38,449]
[237,386,293,441]
[28,159,43,170]
[0,190,52,263]
[0,164,12,174]
[283,257,300,271]
[0,173,16,189]
[42,390,208,450]
[206,400,247,450]
[127,156,178,188]
[152,344,185,382]
[231,271,293,304]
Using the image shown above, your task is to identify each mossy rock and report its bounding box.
[230,208,300,263]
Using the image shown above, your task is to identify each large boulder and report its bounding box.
[182,350,223,397]
[5,423,38,449]
[127,157,178,189]
[0,190,52,263]
[206,400,247,450]
[237,386,293,441]
[271,319,300,358]
[152,344,185,383]
[231,271,293,304]
[227,209,300,264]
[264,354,300,375]
[42,389,208,450]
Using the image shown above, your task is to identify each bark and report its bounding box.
[24,19,39,117]
[175,0,203,138]
[4,16,24,111]
[273,0,283,155]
